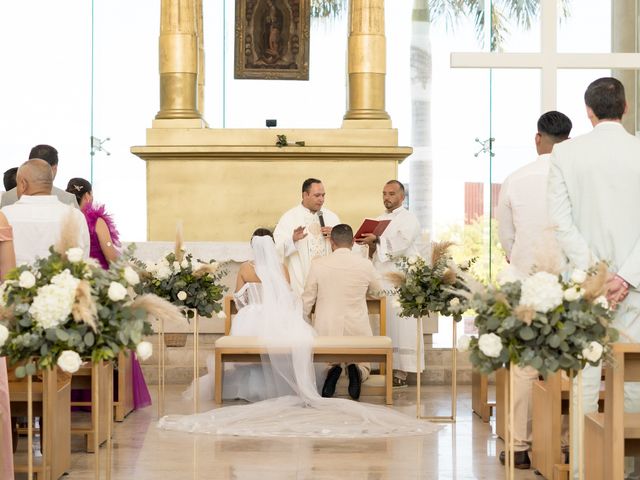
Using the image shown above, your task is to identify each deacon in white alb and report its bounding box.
[273,178,339,296]
[357,180,423,386]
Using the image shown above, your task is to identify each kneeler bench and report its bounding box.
[214,335,393,405]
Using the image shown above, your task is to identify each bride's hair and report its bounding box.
[251,227,273,241]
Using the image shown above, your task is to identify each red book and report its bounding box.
[354,219,391,239]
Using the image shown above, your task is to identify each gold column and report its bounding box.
[196,0,205,119]
[156,0,201,120]
[343,0,391,126]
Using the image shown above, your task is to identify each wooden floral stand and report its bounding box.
[9,366,71,480]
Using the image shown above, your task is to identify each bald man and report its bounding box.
[1,159,89,265]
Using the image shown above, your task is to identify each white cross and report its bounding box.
[450,0,640,111]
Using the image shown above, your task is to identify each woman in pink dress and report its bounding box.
[0,210,16,478]
[66,178,151,410]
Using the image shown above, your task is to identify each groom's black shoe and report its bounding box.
[322,365,342,398]
[499,450,531,469]
[347,364,362,400]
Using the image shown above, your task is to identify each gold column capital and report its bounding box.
[343,0,391,126]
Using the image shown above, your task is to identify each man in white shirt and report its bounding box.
[302,224,383,400]
[496,110,572,469]
[358,180,423,387]
[1,144,79,209]
[2,159,89,265]
[548,77,640,475]
[274,178,340,296]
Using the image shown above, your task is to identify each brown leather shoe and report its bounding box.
[499,450,531,469]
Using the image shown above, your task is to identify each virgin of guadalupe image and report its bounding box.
[256,0,287,65]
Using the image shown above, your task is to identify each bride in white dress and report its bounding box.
[161,229,437,437]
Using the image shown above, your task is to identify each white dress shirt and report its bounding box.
[2,195,90,265]
[496,154,561,278]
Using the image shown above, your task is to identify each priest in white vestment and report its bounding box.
[496,110,572,469]
[548,78,640,475]
[274,178,339,296]
[358,180,423,386]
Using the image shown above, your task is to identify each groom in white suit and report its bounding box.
[548,77,640,467]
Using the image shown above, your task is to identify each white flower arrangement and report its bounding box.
[138,250,227,319]
[0,245,183,377]
[449,262,619,377]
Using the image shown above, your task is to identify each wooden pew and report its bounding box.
[70,361,112,453]
[10,367,71,479]
[114,351,135,422]
[585,344,640,480]
[471,370,494,423]
[531,371,605,480]
[216,296,392,405]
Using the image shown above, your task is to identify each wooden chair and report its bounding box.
[584,344,640,480]
[10,367,71,479]
[70,361,112,453]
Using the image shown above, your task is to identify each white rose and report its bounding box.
[107,282,128,302]
[136,341,153,361]
[563,286,583,302]
[520,272,564,313]
[145,262,157,274]
[571,269,587,285]
[177,290,188,301]
[18,271,36,289]
[457,334,471,352]
[478,333,503,358]
[594,296,609,309]
[156,265,171,280]
[407,256,418,265]
[208,262,219,274]
[123,266,140,286]
[216,310,227,320]
[57,350,83,373]
[66,247,84,263]
[582,341,604,363]
[0,324,9,347]
[449,297,461,307]
[173,261,181,270]
[181,259,189,269]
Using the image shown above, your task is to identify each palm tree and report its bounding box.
[312,0,568,234]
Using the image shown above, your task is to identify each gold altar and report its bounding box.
[132,0,410,241]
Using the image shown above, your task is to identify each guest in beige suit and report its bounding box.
[302,224,383,400]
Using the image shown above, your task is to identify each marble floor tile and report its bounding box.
[14,385,544,479]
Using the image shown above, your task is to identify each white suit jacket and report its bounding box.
[301,248,382,336]
[548,121,640,288]
[497,154,562,278]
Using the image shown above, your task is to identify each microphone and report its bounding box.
[318,211,327,237]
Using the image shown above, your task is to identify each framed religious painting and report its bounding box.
[234,0,310,80]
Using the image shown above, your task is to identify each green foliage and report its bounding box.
[392,244,475,322]
[139,251,227,319]
[438,216,507,285]
[451,269,619,378]
[0,247,153,376]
